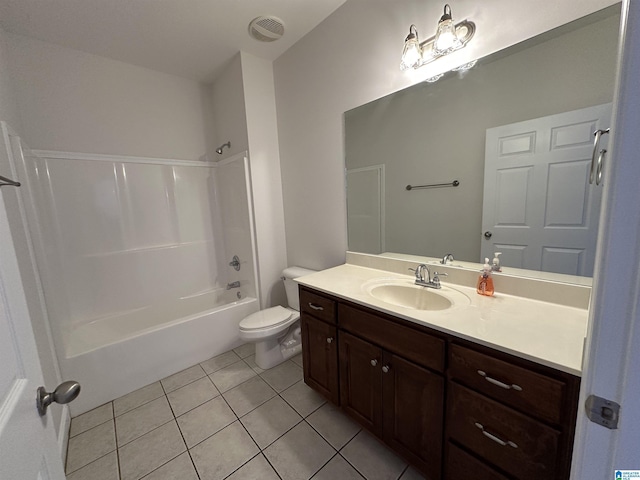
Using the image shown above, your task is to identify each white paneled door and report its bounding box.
[481,103,612,276]
[0,189,65,479]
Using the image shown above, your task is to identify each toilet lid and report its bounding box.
[239,306,293,330]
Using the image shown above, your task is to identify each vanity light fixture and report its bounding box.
[400,4,475,71]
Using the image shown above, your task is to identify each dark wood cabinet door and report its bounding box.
[382,352,444,480]
[339,331,384,436]
[301,315,339,404]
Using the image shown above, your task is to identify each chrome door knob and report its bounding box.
[326,337,333,344]
[484,231,493,239]
[382,365,390,373]
[371,359,378,367]
[36,381,81,416]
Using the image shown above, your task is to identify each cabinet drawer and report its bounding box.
[445,442,510,480]
[339,304,444,372]
[447,382,561,480]
[300,288,336,324]
[449,344,565,424]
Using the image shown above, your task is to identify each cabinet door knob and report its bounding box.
[326,337,333,344]
[382,365,390,373]
[370,359,378,367]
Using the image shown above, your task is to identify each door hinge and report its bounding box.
[585,394,620,429]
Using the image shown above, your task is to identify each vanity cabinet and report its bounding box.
[445,343,579,480]
[300,289,339,404]
[299,285,581,480]
[339,301,445,478]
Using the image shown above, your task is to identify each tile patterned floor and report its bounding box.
[65,345,425,480]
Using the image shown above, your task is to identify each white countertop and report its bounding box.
[296,264,589,376]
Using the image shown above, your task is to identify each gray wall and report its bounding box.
[345,13,619,261]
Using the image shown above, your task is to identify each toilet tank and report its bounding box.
[282,266,317,311]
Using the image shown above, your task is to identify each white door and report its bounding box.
[0,188,65,479]
[481,103,612,276]
[346,165,385,254]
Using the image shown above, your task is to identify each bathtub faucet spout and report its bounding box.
[226,281,241,290]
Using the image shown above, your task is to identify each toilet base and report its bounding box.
[254,322,302,370]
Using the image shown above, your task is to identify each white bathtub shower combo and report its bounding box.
[7,130,260,415]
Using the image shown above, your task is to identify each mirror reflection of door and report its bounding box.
[347,165,385,254]
[481,103,612,276]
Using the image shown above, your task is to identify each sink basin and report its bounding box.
[369,284,452,311]
[363,278,470,312]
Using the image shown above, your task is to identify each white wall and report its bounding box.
[0,30,22,133]
[274,0,620,270]
[241,52,288,307]
[210,54,249,160]
[5,32,211,160]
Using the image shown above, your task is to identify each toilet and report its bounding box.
[239,266,316,369]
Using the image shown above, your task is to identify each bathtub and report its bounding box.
[61,289,259,415]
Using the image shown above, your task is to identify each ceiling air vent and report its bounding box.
[248,16,285,42]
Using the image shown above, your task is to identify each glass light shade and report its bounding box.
[434,17,460,54]
[401,39,422,70]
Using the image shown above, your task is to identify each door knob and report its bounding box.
[36,381,81,416]
[382,365,391,373]
[326,337,333,344]
[371,359,378,367]
[484,231,493,239]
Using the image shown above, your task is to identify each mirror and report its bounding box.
[345,5,620,280]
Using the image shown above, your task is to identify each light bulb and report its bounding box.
[400,26,422,71]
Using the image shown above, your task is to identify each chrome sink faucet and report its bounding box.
[441,253,454,265]
[409,264,447,289]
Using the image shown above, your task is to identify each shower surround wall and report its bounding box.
[14,148,259,414]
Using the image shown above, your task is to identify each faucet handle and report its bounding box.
[432,271,448,286]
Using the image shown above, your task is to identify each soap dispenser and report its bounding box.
[492,252,502,272]
[476,258,495,296]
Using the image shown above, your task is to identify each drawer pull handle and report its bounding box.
[477,370,523,391]
[474,422,518,449]
[326,337,333,344]
[382,365,390,374]
[308,303,324,311]
[371,359,378,367]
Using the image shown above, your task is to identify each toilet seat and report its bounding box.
[239,306,297,333]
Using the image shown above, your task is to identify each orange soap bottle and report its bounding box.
[476,258,495,296]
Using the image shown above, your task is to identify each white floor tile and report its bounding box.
[69,403,113,437]
[176,396,236,448]
[240,396,302,449]
[66,421,116,474]
[167,376,219,417]
[341,430,407,480]
[115,396,173,446]
[190,421,259,480]
[160,365,206,393]
[118,421,186,480]
[264,422,335,480]
[113,382,164,417]
[222,376,277,418]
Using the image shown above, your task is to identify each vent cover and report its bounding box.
[248,16,285,42]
